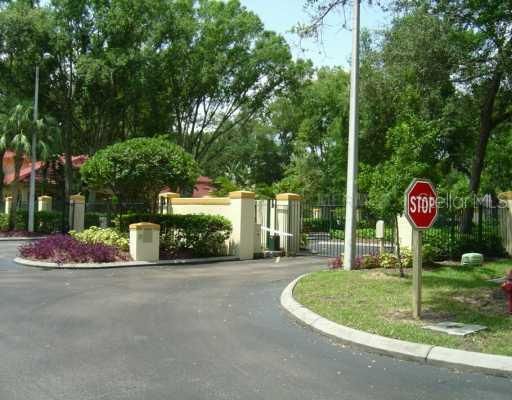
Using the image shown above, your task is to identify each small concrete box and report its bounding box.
[461,253,484,267]
[38,195,52,212]
[129,222,160,262]
[4,196,12,214]
[375,220,385,239]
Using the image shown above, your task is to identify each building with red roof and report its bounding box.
[3,151,215,202]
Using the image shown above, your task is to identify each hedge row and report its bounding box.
[0,211,63,233]
[117,213,232,257]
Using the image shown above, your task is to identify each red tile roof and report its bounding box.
[160,176,215,198]
[3,151,88,185]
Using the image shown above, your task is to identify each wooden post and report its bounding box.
[412,229,423,319]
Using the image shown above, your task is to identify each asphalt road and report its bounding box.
[0,241,510,399]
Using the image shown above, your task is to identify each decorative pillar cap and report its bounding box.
[69,194,85,203]
[159,192,180,199]
[276,193,302,201]
[38,195,52,200]
[129,222,160,230]
[229,191,255,199]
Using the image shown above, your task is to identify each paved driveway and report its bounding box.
[0,241,510,399]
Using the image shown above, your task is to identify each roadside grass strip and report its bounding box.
[293,260,512,356]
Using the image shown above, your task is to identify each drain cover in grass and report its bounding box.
[487,276,506,284]
[423,321,487,336]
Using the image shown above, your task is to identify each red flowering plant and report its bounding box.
[328,256,343,270]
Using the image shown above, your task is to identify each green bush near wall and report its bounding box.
[0,211,63,233]
[303,217,343,233]
[85,212,108,228]
[0,213,8,231]
[117,213,232,258]
[35,211,63,233]
[423,230,505,260]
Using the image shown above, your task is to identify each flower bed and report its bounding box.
[328,249,413,270]
[19,234,129,264]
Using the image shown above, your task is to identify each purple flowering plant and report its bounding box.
[19,234,129,264]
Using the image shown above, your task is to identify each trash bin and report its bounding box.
[267,234,280,251]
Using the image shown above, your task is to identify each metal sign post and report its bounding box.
[411,229,423,318]
[404,179,438,319]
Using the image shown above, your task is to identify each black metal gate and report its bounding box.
[301,200,395,257]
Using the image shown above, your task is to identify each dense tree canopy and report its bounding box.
[0,0,301,198]
[0,0,510,221]
[80,138,199,207]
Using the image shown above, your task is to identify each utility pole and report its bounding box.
[28,65,39,233]
[343,0,360,270]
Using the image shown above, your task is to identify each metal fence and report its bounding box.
[255,199,300,253]
[301,201,396,257]
[84,201,150,229]
[423,205,506,259]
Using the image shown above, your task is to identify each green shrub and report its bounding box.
[1,211,32,231]
[0,211,62,233]
[80,137,199,206]
[117,213,232,258]
[0,213,8,231]
[329,229,344,239]
[422,244,437,266]
[85,212,107,228]
[35,211,63,233]
[378,249,412,269]
[379,252,399,269]
[399,248,413,268]
[358,255,380,269]
[70,226,129,251]
[423,232,505,260]
[303,218,343,233]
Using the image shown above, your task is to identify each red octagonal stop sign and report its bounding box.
[404,179,438,230]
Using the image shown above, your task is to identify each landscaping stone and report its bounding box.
[423,321,487,336]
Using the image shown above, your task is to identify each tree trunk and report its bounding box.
[461,70,502,233]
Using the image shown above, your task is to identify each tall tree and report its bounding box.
[434,0,511,229]
[145,0,298,164]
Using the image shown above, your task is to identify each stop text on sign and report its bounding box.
[409,195,436,214]
[404,179,438,230]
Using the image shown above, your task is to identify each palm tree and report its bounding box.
[0,104,50,230]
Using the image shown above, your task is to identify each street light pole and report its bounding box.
[28,65,39,233]
[343,0,360,270]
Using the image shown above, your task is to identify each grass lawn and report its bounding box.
[294,260,512,356]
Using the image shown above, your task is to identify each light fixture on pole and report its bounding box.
[343,0,360,270]
[28,65,39,233]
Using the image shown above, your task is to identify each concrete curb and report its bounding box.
[14,256,239,269]
[281,273,512,378]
